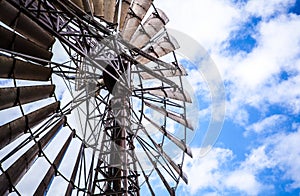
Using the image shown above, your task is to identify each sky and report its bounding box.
[1,0,300,195]
[153,0,300,195]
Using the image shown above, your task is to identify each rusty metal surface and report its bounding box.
[0,101,60,150]
[121,0,153,41]
[0,0,55,49]
[0,26,53,60]
[130,8,169,48]
[103,0,116,23]
[0,55,52,81]
[93,0,104,17]
[0,85,55,111]
[0,117,65,196]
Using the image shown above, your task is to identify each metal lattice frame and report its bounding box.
[0,0,194,195]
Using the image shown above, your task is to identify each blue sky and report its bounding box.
[154,0,300,195]
[0,1,299,195]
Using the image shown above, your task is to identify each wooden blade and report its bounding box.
[139,63,187,80]
[140,125,189,184]
[0,117,65,196]
[115,0,132,31]
[0,85,55,111]
[144,101,194,130]
[83,0,94,13]
[0,0,55,49]
[71,0,84,9]
[147,88,192,103]
[104,0,116,23]
[65,143,85,195]
[0,26,53,61]
[0,55,52,81]
[34,132,73,196]
[138,137,175,196]
[93,0,104,17]
[144,115,192,157]
[130,8,169,48]
[121,0,153,41]
[0,102,60,150]
[137,34,179,65]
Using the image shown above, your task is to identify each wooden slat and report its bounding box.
[0,0,55,49]
[93,0,104,17]
[144,101,194,130]
[0,102,60,150]
[0,26,53,61]
[0,85,55,111]
[130,8,169,48]
[104,0,116,23]
[139,63,187,80]
[65,143,85,195]
[121,0,153,41]
[137,34,179,65]
[144,115,192,157]
[116,0,132,31]
[0,55,52,81]
[147,88,192,103]
[0,117,65,196]
[34,133,73,196]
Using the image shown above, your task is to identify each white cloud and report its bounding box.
[181,146,268,195]
[264,126,300,190]
[156,0,241,49]
[245,0,296,18]
[182,147,233,195]
[225,170,262,195]
[245,114,287,135]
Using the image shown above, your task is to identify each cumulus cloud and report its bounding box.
[245,114,287,135]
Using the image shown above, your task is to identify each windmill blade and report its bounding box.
[121,0,153,41]
[93,0,104,18]
[135,155,155,196]
[147,87,192,103]
[137,136,175,196]
[115,0,132,31]
[130,8,169,48]
[144,101,194,130]
[103,0,116,23]
[0,0,55,49]
[0,102,60,150]
[0,26,53,61]
[82,0,94,13]
[0,55,52,81]
[143,115,192,157]
[139,125,189,184]
[65,143,85,195]
[34,132,73,196]
[137,34,179,65]
[0,117,65,196]
[139,63,187,80]
[156,144,188,184]
[71,0,85,10]
[0,85,55,111]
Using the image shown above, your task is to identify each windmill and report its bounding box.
[0,0,196,195]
